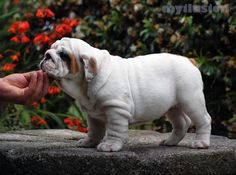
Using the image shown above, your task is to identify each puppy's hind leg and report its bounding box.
[160,106,191,146]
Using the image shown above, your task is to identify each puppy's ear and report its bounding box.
[80,54,97,82]
[69,53,79,74]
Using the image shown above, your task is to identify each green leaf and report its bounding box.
[228,115,236,123]
[68,105,81,118]
[37,109,65,129]
[19,110,31,124]
[0,9,18,20]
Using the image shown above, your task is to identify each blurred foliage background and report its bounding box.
[0,0,235,138]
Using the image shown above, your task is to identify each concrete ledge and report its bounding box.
[0,129,235,175]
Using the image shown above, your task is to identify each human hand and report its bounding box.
[0,70,49,105]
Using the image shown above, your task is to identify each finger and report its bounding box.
[42,72,50,96]
[25,71,37,95]
[30,71,44,101]
[22,71,38,105]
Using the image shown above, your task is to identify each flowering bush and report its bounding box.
[0,0,236,137]
[0,0,86,132]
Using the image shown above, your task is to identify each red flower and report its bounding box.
[13,0,19,5]
[47,33,58,45]
[24,12,32,19]
[36,119,47,126]
[10,52,20,62]
[62,18,79,27]
[8,23,18,33]
[31,101,39,108]
[33,34,50,45]
[47,86,61,94]
[2,63,16,71]
[33,34,42,43]
[49,33,58,40]
[31,116,39,122]
[8,21,30,34]
[10,36,20,42]
[21,35,30,43]
[48,18,79,39]
[36,8,55,18]
[64,118,74,126]
[35,9,44,18]
[40,97,46,104]
[73,118,81,126]
[64,118,82,126]
[70,19,79,27]
[10,35,30,43]
[31,116,47,126]
[77,127,88,133]
[64,117,87,132]
[18,21,30,33]
[46,9,55,18]
[55,24,71,37]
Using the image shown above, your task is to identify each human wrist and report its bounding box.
[0,79,9,114]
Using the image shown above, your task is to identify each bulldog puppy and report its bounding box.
[39,37,211,152]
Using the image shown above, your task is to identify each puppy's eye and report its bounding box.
[79,55,84,64]
[60,52,70,63]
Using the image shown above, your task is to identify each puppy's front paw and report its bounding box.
[77,137,99,148]
[97,141,123,152]
[191,140,209,149]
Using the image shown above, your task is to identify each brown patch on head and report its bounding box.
[89,57,97,74]
[68,53,79,74]
[189,58,199,67]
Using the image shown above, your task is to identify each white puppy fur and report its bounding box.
[40,37,211,152]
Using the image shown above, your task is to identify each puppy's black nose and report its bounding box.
[45,53,53,61]
[40,53,55,69]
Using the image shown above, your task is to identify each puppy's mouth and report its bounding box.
[40,59,56,71]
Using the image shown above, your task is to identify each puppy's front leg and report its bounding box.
[97,108,129,152]
[78,116,105,148]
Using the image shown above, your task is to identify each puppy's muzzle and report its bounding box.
[39,53,55,70]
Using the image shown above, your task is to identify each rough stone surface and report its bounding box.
[0,129,235,175]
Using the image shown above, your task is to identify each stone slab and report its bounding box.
[0,129,235,175]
